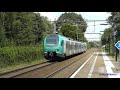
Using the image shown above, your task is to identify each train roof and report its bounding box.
[46,33,86,44]
[58,34,85,44]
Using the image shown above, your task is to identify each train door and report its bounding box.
[63,40,66,54]
[60,40,66,58]
[62,40,66,55]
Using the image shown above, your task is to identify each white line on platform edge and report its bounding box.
[102,52,120,78]
[87,52,98,78]
[70,52,95,78]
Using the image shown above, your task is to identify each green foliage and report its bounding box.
[0,46,44,68]
[107,12,120,54]
[57,12,87,32]
[0,12,53,68]
[108,12,120,41]
[101,21,113,54]
[87,41,100,49]
[86,42,91,49]
[0,12,53,47]
[57,12,87,41]
[101,28,112,45]
[60,22,78,40]
[0,12,7,47]
[33,14,48,44]
[41,16,53,42]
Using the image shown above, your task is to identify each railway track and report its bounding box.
[0,48,97,78]
[0,61,56,78]
[45,49,97,78]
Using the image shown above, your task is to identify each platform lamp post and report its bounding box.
[114,29,119,61]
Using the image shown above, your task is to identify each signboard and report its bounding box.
[115,41,120,50]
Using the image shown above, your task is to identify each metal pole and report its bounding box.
[99,33,102,50]
[119,50,120,61]
[77,33,78,41]
[53,18,57,33]
[115,35,117,61]
[112,25,115,59]
[109,33,110,54]
[94,21,95,32]
[53,22,56,33]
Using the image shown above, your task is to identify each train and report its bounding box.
[43,33,87,60]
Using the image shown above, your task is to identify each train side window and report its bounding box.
[66,41,68,49]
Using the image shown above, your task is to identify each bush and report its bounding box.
[0,45,44,68]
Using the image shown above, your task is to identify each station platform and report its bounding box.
[70,51,120,78]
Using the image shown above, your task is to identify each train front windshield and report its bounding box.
[46,34,59,46]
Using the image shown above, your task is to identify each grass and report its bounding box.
[0,58,47,73]
[0,45,45,69]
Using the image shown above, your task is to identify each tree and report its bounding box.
[88,41,100,48]
[4,12,17,45]
[101,28,112,45]
[60,21,78,40]
[108,12,120,40]
[33,13,53,44]
[57,12,87,41]
[57,12,87,32]
[40,16,53,42]
[13,12,35,45]
[0,12,8,47]
[108,12,120,49]
[0,12,54,46]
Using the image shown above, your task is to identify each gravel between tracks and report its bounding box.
[0,61,54,78]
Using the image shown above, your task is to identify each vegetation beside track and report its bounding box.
[0,12,93,71]
[0,58,47,73]
[0,44,46,68]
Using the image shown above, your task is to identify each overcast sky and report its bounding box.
[39,12,111,41]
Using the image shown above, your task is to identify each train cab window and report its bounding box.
[46,34,59,46]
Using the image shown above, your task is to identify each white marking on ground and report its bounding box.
[70,52,95,78]
[88,53,98,78]
[102,52,120,78]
